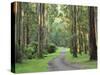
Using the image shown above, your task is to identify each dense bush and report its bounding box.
[15,41,57,61]
[47,43,56,53]
[25,41,38,59]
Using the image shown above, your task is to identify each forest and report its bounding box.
[11,2,97,73]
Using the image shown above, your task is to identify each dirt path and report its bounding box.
[48,48,84,71]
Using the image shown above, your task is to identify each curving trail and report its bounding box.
[48,48,84,71]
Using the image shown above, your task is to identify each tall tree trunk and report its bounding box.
[20,2,24,52]
[14,2,23,63]
[78,24,82,55]
[88,7,97,60]
[77,7,82,55]
[71,6,78,57]
[37,3,45,58]
[73,6,78,57]
[16,2,21,48]
[26,13,29,45]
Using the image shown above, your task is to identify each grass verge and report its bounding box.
[65,51,97,69]
[15,48,61,73]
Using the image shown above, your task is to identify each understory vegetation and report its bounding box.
[15,48,61,73]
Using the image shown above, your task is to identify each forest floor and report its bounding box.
[48,48,97,71]
[16,47,97,73]
[15,48,61,73]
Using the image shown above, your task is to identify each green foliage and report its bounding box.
[15,48,61,73]
[47,43,57,53]
[24,46,34,59]
[24,41,38,59]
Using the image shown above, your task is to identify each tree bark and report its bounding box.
[37,3,45,58]
[88,7,97,60]
[71,6,78,57]
[73,6,78,57]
